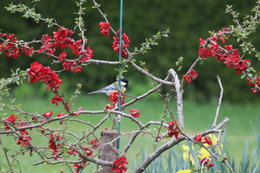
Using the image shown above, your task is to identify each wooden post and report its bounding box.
[97,130,119,173]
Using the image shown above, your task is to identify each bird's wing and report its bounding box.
[101,82,119,91]
[87,82,119,95]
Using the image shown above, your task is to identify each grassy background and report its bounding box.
[0,90,259,172]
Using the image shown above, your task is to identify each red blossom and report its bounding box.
[183,69,198,83]
[17,135,32,146]
[112,33,130,58]
[62,60,77,71]
[105,104,115,109]
[57,113,65,117]
[27,61,63,91]
[194,134,203,142]
[129,108,140,118]
[99,22,111,37]
[51,96,63,105]
[5,48,20,59]
[43,111,53,118]
[48,133,62,155]
[203,136,213,145]
[68,147,78,156]
[111,157,128,173]
[167,121,180,139]
[84,147,93,156]
[109,91,125,105]
[57,51,67,61]
[89,138,99,149]
[17,120,30,135]
[3,114,18,130]
[22,46,34,57]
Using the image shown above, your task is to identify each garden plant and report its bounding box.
[0,0,259,173]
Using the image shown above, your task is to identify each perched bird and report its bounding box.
[87,78,129,95]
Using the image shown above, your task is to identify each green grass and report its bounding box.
[0,94,259,172]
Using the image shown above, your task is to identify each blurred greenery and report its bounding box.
[0,0,259,103]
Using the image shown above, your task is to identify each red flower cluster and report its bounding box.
[200,157,214,168]
[194,134,213,145]
[17,135,32,146]
[167,121,180,139]
[68,147,78,156]
[28,61,63,91]
[17,120,29,135]
[39,27,94,72]
[51,95,63,105]
[99,22,111,37]
[83,138,99,157]
[0,34,20,59]
[105,91,125,109]
[112,33,130,58]
[129,108,140,118]
[198,28,259,93]
[183,69,198,83]
[3,114,18,130]
[48,133,63,159]
[111,156,128,173]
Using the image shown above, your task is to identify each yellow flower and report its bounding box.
[176,169,192,173]
[208,134,218,145]
[182,144,195,164]
[197,144,211,160]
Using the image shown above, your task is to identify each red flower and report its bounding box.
[5,48,20,59]
[27,61,63,91]
[51,96,63,105]
[57,51,67,61]
[109,91,125,105]
[129,108,140,118]
[84,147,93,156]
[105,104,115,109]
[72,66,82,73]
[112,33,130,58]
[98,22,111,37]
[62,60,77,71]
[194,134,202,142]
[183,69,198,83]
[89,138,99,149]
[203,136,213,145]
[167,121,180,139]
[22,46,34,57]
[3,114,18,130]
[111,157,128,173]
[17,136,32,146]
[57,113,65,117]
[43,111,53,118]
[68,147,78,156]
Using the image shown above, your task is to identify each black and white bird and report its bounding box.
[87,78,129,95]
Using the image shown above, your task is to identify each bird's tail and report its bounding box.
[87,90,106,95]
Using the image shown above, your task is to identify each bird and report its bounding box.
[87,78,129,95]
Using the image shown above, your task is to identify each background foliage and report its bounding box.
[0,0,259,102]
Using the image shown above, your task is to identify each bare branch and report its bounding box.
[212,75,224,127]
[130,61,174,85]
[168,68,184,127]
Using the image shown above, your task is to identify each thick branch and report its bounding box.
[135,118,229,173]
[168,68,184,127]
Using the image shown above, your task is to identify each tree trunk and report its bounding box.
[97,130,119,173]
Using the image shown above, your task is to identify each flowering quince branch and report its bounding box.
[0,1,259,173]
